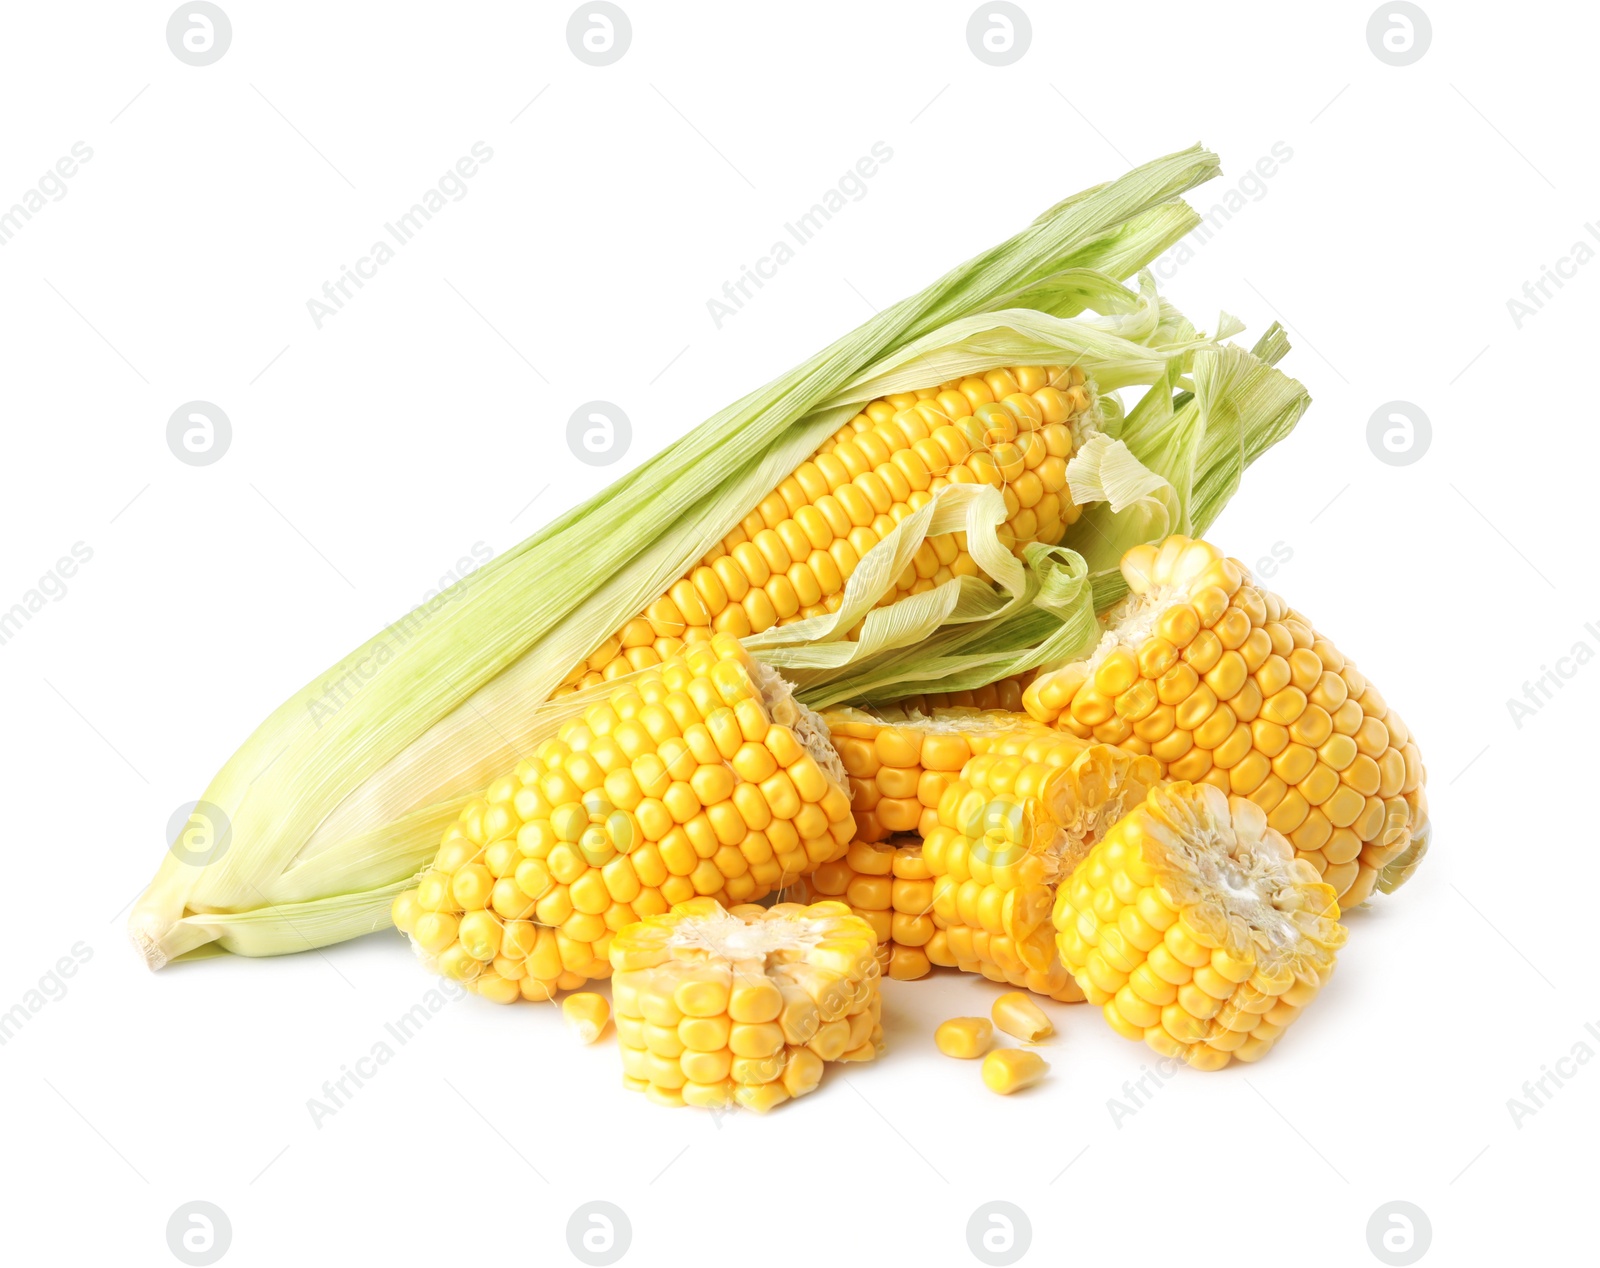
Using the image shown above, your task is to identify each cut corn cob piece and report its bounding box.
[557,366,1096,696]
[789,836,938,981]
[1054,781,1346,1069]
[922,727,1162,1001]
[392,635,855,1002]
[825,706,1060,843]
[1023,534,1428,907]
[609,897,882,1111]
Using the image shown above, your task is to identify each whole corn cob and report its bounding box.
[557,365,1095,695]
[923,727,1160,1001]
[1023,535,1428,907]
[884,671,1036,715]
[1054,781,1346,1069]
[789,836,939,981]
[609,897,882,1111]
[391,635,854,1001]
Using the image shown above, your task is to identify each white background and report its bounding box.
[0,2,1591,1265]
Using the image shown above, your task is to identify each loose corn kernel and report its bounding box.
[1024,534,1427,907]
[562,992,611,1043]
[394,636,855,1002]
[982,1048,1049,1095]
[991,991,1054,1042]
[935,1017,994,1059]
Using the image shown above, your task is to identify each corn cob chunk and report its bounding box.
[392,634,855,1003]
[1023,535,1428,908]
[791,836,939,981]
[825,706,1059,843]
[1054,781,1346,1069]
[886,670,1037,715]
[923,727,1162,1002]
[609,897,883,1112]
[557,365,1095,696]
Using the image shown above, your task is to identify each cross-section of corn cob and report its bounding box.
[1023,535,1428,907]
[1054,781,1346,1069]
[923,727,1161,1001]
[790,837,939,981]
[609,897,882,1111]
[391,635,854,1002]
[557,366,1095,696]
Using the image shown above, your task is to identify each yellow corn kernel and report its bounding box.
[935,1017,994,1059]
[991,991,1054,1042]
[981,1048,1049,1095]
[561,992,611,1043]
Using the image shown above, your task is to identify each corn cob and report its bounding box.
[609,897,882,1111]
[825,706,1059,842]
[792,836,939,981]
[923,728,1161,1001]
[557,366,1095,696]
[1022,535,1427,907]
[391,635,854,1002]
[883,670,1036,715]
[1054,781,1346,1069]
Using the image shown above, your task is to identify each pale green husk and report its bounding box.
[131,146,1227,966]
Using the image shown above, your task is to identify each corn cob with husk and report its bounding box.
[1022,535,1428,906]
[131,147,1310,969]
